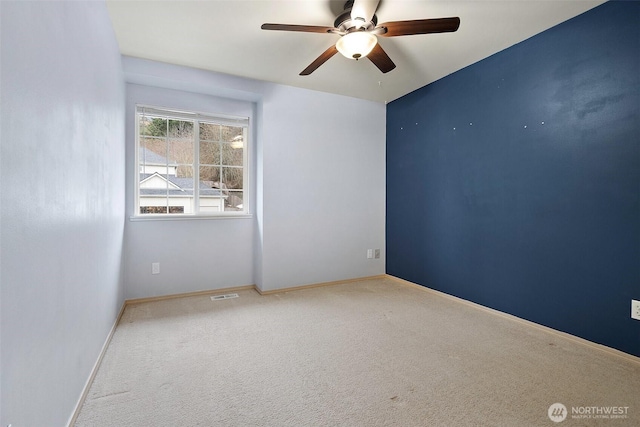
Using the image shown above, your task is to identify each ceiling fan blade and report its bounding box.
[261,23,338,34]
[367,43,396,73]
[378,17,460,37]
[351,0,380,23]
[300,45,339,75]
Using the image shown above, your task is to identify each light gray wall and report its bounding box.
[122,57,386,295]
[0,1,125,426]
[124,85,256,299]
[260,85,386,290]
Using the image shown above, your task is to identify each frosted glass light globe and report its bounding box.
[336,32,377,60]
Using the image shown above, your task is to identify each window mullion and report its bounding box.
[243,126,249,214]
[219,127,224,212]
[194,120,200,214]
[135,112,141,215]
[165,119,170,214]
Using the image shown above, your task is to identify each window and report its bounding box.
[135,105,249,217]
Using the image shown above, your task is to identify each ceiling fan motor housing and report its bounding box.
[334,2,377,33]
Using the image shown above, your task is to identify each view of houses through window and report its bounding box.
[136,106,248,216]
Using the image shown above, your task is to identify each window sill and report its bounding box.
[129,213,253,222]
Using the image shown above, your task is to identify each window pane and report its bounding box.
[200,123,221,141]
[167,164,193,214]
[168,119,193,138]
[139,115,152,136]
[199,165,220,184]
[175,164,193,179]
[141,117,167,137]
[140,134,170,215]
[199,171,225,214]
[225,190,244,212]
[221,167,243,190]
[221,125,242,142]
[199,140,220,165]
[141,206,167,214]
[169,138,194,166]
[139,168,170,214]
[139,192,170,214]
[199,194,225,213]
[140,136,168,165]
[141,206,187,215]
[221,142,243,167]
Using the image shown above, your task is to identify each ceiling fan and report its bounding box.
[261,0,460,75]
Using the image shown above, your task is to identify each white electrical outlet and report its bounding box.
[152,262,160,275]
[374,249,380,259]
[367,249,373,259]
[632,300,640,320]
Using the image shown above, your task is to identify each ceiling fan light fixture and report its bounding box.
[336,31,377,60]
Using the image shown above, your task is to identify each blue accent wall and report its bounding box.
[386,1,639,356]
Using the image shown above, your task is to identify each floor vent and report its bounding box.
[211,293,239,301]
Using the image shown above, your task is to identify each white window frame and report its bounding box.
[134,104,250,219]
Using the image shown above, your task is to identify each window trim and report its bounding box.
[133,104,251,220]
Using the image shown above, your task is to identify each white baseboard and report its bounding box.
[125,284,257,306]
[386,274,640,365]
[256,275,387,295]
[66,302,126,427]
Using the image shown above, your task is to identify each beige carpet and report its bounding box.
[74,277,640,426]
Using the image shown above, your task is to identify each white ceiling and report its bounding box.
[106,0,606,104]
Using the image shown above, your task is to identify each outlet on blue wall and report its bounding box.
[386,1,639,356]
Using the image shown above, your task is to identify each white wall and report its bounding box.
[0,1,125,425]
[122,57,386,295]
